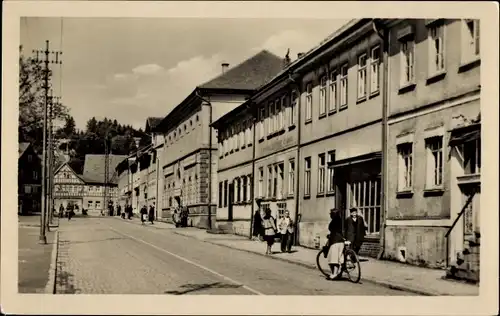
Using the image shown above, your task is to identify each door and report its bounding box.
[228,182,234,221]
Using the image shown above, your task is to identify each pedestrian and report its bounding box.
[140,205,147,224]
[327,208,344,280]
[148,204,155,225]
[173,209,180,227]
[117,204,122,217]
[252,204,263,241]
[59,204,64,218]
[278,210,294,253]
[262,208,277,255]
[344,207,367,255]
[68,206,75,221]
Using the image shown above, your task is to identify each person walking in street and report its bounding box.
[327,208,344,280]
[262,208,277,255]
[148,204,155,225]
[344,207,367,255]
[252,201,263,241]
[140,205,147,224]
[68,205,75,221]
[278,210,294,253]
[59,204,64,218]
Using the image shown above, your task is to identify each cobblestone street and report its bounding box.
[54,217,413,295]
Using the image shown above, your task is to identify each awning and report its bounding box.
[449,128,480,147]
[328,152,381,168]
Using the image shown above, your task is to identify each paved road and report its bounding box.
[55,217,414,295]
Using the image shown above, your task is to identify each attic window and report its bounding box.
[196,115,199,122]
[184,124,187,130]
[190,120,193,126]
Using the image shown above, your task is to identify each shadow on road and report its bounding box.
[164,282,242,295]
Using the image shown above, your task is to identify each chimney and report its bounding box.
[221,63,229,74]
[297,52,304,59]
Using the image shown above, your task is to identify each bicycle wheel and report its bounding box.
[344,249,361,283]
[316,249,330,277]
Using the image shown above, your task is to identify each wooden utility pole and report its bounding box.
[32,40,62,244]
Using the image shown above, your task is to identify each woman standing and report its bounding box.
[262,209,277,255]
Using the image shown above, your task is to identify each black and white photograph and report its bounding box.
[1,1,498,315]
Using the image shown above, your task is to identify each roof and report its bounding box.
[82,154,128,184]
[19,142,31,158]
[145,117,163,133]
[54,161,86,183]
[198,50,284,91]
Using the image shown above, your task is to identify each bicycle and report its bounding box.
[316,238,361,283]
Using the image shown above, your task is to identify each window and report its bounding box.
[246,175,252,202]
[24,185,32,194]
[327,151,336,193]
[400,39,415,86]
[426,137,443,188]
[273,165,278,198]
[280,96,286,129]
[288,159,295,195]
[319,76,327,116]
[267,166,273,197]
[463,138,481,175]
[236,178,241,202]
[349,178,381,234]
[274,99,280,132]
[246,121,252,146]
[428,23,445,75]
[242,176,247,202]
[267,102,274,135]
[33,171,38,180]
[318,154,326,194]
[461,19,480,63]
[223,180,228,207]
[27,155,32,162]
[340,64,348,107]
[358,54,367,99]
[95,201,101,209]
[278,163,284,199]
[259,107,265,140]
[305,83,312,121]
[88,201,93,208]
[329,71,337,113]
[397,143,413,191]
[304,157,311,196]
[290,90,298,126]
[370,46,380,93]
[219,141,224,158]
[258,167,264,197]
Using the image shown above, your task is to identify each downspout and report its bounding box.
[249,102,257,239]
[195,90,213,229]
[290,72,301,246]
[373,20,389,260]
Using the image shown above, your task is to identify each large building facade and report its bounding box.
[383,19,481,274]
[211,18,482,273]
[18,143,42,215]
[153,50,284,229]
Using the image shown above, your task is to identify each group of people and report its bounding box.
[172,205,189,228]
[325,207,367,280]
[252,199,295,255]
[58,204,76,220]
[120,204,134,220]
[140,203,156,225]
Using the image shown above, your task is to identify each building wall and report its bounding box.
[53,164,85,214]
[384,18,481,267]
[18,146,42,214]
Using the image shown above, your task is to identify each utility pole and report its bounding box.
[104,135,110,216]
[48,95,61,226]
[33,40,62,244]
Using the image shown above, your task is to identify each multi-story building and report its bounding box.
[53,161,86,213]
[81,154,127,215]
[153,50,283,229]
[18,142,42,215]
[383,19,481,276]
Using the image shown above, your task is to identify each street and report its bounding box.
[55,217,413,295]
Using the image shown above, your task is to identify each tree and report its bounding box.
[19,45,68,152]
[61,116,76,138]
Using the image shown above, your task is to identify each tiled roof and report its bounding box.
[198,50,284,91]
[19,142,31,158]
[82,154,128,184]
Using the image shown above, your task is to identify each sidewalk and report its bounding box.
[151,219,479,296]
[18,223,58,293]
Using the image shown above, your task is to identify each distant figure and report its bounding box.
[180,206,189,227]
[67,205,74,221]
[117,204,122,217]
[278,210,294,253]
[140,205,147,224]
[148,204,155,225]
[173,209,180,227]
[252,199,263,241]
[59,204,64,218]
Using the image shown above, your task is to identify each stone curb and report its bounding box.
[44,230,59,294]
[171,230,439,296]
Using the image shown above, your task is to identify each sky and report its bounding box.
[21,17,348,130]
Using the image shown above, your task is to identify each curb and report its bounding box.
[44,230,59,294]
[172,230,437,296]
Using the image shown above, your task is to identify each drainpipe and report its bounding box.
[195,90,213,229]
[290,72,301,246]
[373,19,389,260]
[249,102,257,239]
